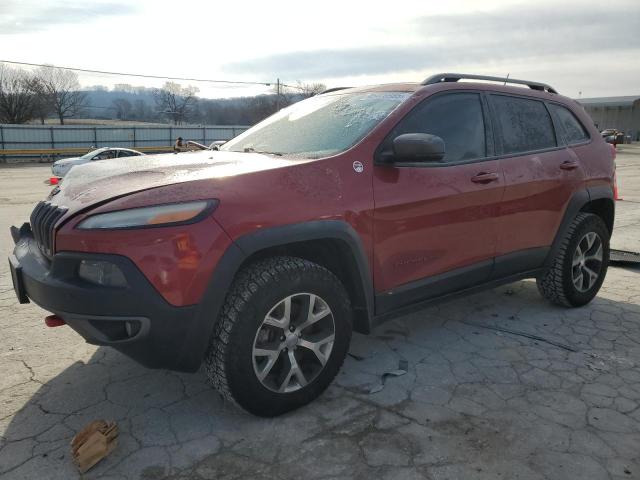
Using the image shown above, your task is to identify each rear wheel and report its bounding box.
[205,256,352,416]
[537,213,610,307]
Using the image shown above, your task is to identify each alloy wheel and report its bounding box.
[252,293,335,393]
[571,231,603,292]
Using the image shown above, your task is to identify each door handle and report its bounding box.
[471,172,499,184]
[560,161,579,171]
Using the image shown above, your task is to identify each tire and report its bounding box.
[537,213,610,307]
[204,256,352,417]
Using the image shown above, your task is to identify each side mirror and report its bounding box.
[392,133,445,162]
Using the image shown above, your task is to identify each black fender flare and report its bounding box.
[179,220,374,369]
[587,184,616,233]
[588,184,615,203]
[545,186,614,269]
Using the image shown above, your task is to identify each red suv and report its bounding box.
[9,73,615,416]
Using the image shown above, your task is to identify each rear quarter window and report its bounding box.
[548,103,590,145]
[491,95,556,155]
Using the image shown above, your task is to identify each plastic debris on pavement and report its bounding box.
[369,359,409,394]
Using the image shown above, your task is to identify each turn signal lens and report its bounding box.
[77,200,216,230]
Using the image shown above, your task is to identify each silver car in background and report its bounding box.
[51,147,144,177]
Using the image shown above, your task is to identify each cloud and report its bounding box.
[0,1,136,34]
[222,3,640,80]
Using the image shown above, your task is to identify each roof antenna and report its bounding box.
[503,73,510,85]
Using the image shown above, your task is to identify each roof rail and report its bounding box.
[422,73,558,94]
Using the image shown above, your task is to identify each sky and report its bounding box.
[1,0,639,99]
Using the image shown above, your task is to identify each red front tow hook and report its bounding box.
[45,315,66,327]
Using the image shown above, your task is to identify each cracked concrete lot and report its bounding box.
[1,145,640,480]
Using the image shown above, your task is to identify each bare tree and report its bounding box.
[279,81,327,100]
[267,81,328,116]
[112,98,132,120]
[0,64,41,124]
[293,81,327,98]
[248,95,280,123]
[131,99,149,121]
[28,77,55,124]
[113,83,135,93]
[153,82,199,125]
[36,66,87,124]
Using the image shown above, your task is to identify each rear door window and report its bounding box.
[490,95,556,154]
[384,92,487,163]
[548,104,590,145]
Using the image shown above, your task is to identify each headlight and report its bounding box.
[76,200,217,230]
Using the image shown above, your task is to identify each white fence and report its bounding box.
[0,124,250,162]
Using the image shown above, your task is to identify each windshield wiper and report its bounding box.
[242,147,283,156]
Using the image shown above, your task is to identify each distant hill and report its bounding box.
[73,87,304,126]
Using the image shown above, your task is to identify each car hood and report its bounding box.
[54,157,83,166]
[48,150,311,214]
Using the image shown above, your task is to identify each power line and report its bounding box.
[280,83,305,91]
[0,59,273,87]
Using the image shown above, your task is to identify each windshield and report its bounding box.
[221,91,410,158]
[80,148,105,159]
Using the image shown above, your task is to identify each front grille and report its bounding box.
[30,201,68,257]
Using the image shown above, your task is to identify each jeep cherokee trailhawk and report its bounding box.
[9,73,615,416]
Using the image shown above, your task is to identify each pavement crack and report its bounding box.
[461,320,579,352]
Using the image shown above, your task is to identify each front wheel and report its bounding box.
[205,256,352,416]
[537,213,610,307]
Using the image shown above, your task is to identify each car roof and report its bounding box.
[92,147,140,153]
[334,79,576,109]
[328,83,420,94]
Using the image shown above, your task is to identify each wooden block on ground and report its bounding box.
[71,420,119,473]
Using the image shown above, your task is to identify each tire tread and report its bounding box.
[204,256,350,411]
[537,212,608,307]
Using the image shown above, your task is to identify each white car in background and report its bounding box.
[51,147,144,177]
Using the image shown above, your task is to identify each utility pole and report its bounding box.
[276,78,280,111]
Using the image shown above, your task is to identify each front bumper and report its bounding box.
[9,225,204,372]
